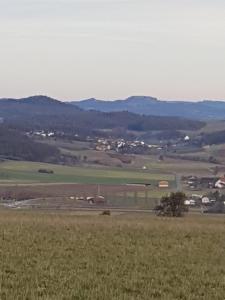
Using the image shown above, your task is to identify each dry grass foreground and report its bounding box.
[1,210,225,299]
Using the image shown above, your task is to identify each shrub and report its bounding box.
[38,169,54,174]
[101,210,111,216]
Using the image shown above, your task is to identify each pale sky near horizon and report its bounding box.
[0,0,225,101]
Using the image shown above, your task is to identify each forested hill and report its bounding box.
[71,96,225,120]
[0,127,59,162]
[0,96,204,134]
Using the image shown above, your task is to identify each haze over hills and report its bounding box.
[71,96,225,120]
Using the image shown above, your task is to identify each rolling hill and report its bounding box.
[71,96,225,120]
[0,96,204,134]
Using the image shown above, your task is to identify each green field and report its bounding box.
[1,210,225,299]
[0,160,174,185]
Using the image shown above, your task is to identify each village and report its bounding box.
[93,134,192,155]
[26,128,194,154]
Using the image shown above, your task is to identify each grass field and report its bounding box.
[0,160,174,185]
[1,210,225,299]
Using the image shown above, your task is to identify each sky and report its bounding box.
[0,0,225,101]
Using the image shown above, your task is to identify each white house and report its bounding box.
[215,178,225,189]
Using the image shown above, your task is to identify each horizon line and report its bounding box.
[0,94,225,103]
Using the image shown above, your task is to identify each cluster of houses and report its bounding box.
[26,130,55,138]
[94,135,193,155]
[95,138,162,154]
[27,130,82,140]
[185,193,225,214]
[95,138,112,151]
[183,175,225,190]
[185,194,216,206]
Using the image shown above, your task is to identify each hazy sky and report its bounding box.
[0,0,225,100]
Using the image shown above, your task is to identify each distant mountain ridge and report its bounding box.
[70,96,225,120]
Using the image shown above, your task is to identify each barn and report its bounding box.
[158,181,169,188]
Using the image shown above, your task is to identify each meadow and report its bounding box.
[0,160,174,185]
[1,210,225,299]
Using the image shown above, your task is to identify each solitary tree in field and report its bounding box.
[155,192,187,217]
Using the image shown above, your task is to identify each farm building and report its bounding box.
[215,178,225,189]
[158,181,169,188]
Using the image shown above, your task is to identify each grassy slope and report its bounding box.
[39,138,220,178]
[199,120,225,134]
[44,138,217,173]
[0,161,174,184]
[182,120,225,137]
[1,210,225,299]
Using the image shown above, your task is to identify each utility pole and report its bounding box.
[97,184,101,196]
[175,173,181,191]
